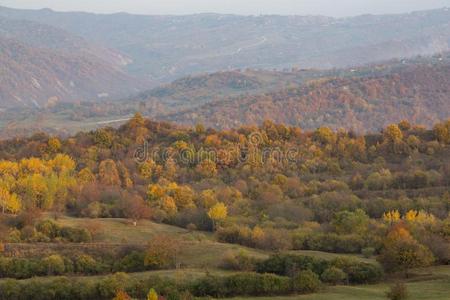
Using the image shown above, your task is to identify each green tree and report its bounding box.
[331,209,369,235]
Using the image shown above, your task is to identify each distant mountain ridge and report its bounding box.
[1,5,450,132]
[1,6,450,83]
[0,15,144,109]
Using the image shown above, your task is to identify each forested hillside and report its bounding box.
[167,55,450,131]
[0,115,449,299]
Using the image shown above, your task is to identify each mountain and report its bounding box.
[3,54,449,137]
[0,17,144,109]
[0,17,131,67]
[131,68,338,115]
[1,6,450,83]
[164,55,450,132]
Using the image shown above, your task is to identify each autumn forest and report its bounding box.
[0,113,449,299]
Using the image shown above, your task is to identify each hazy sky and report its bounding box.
[1,0,450,17]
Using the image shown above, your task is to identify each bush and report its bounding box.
[297,233,367,254]
[320,267,347,285]
[344,262,384,284]
[0,257,43,279]
[59,227,92,243]
[221,251,258,271]
[256,254,330,277]
[41,255,65,275]
[224,273,292,296]
[97,273,130,299]
[292,270,321,293]
[74,254,100,274]
[191,273,292,298]
[386,282,408,300]
[191,275,227,298]
[113,251,146,272]
[361,247,376,258]
[217,225,291,251]
[256,254,383,286]
[33,220,92,243]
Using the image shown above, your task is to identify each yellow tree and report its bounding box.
[49,154,75,176]
[147,184,165,202]
[161,196,177,216]
[0,187,21,214]
[47,137,62,153]
[147,288,158,300]
[19,157,49,175]
[0,160,19,177]
[139,159,156,179]
[384,124,404,143]
[208,202,228,231]
[170,184,195,209]
[196,159,218,178]
[383,210,401,224]
[18,173,49,209]
[77,168,96,185]
[404,210,418,222]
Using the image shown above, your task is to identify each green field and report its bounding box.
[229,279,450,300]
[231,265,450,300]
[22,216,447,300]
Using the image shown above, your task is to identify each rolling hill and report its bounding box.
[163,55,450,131]
[2,54,450,136]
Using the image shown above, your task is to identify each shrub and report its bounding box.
[362,247,376,258]
[97,273,130,299]
[386,282,408,300]
[344,262,383,284]
[74,254,100,274]
[41,255,65,275]
[59,227,92,243]
[320,267,347,285]
[256,254,330,277]
[191,275,227,298]
[292,270,321,293]
[299,233,367,254]
[114,251,146,272]
[224,273,292,296]
[144,236,179,269]
[0,257,42,279]
[36,220,59,239]
[221,251,257,271]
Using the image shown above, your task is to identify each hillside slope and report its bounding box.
[0,36,143,109]
[165,55,450,131]
[0,16,146,109]
[1,6,450,82]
